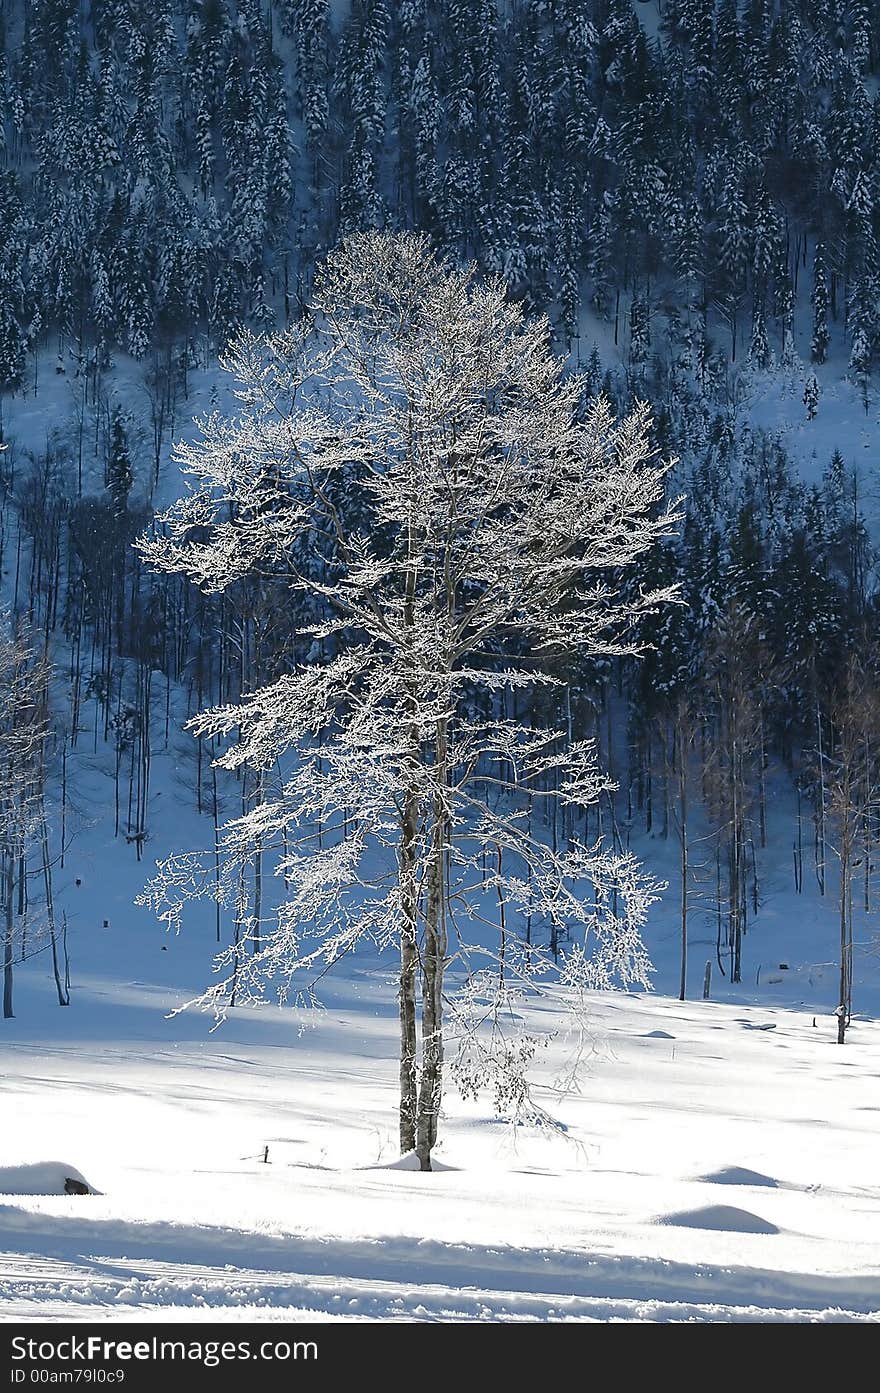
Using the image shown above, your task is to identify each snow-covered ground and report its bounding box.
[2,930,879,1322]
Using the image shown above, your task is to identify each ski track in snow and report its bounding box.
[0,1215,878,1323]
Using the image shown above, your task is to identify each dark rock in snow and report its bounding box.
[0,1162,98,1196]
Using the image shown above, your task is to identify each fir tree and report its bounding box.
[107,405,134,516]
[849,324,871,412]
[811,243,830,365]
[629,294,649,377]
[804,371,820,420]
[749,305,770,369]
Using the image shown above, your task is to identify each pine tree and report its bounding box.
[0,301,27,392]
[336,0,390,232]
[811,243,830,364]
[849,324,871,411]
[804,371,820,420]
[749,305,770,369]
[107,405,134,516]
[629,294,649,377]
[284,0,329,145]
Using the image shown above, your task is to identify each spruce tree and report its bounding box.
[811,243,830,365]
[107,405,134,516]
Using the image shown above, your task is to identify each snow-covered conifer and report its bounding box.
[803,371,820,421]
[811,243,830,365]
[107,405,134,516]
[749,305,770,369]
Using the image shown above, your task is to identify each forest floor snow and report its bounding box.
[1,961,879,1322]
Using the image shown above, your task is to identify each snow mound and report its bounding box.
[658,1205,779,1234]
[700,1166,779,1189]
[643,1030,675,1039]
[369,1151,459,1173]
[0,1162,98,1196]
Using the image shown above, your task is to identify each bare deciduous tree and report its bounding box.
[824,654,880,1044]
[137,233,678,1168]
[0,622,52,1018]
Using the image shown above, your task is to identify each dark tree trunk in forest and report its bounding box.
[838,878,848,1045]
[416,721,449,1171]
[399,778,419,1155]
[3,857,14,1019]
[678,723,688,1002]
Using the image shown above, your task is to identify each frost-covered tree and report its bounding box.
[824,656,880,1044]
[106,405,134,516]
[138,232,677,1170]
[804,371,820,420]
[0,622,51,1020]
[629,294,649,378]
[283,0,329,145]
[749,305,770,369]
[850,323,872,414]
[811,243,830,365]
[0,300,27,394]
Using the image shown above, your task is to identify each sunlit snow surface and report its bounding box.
[2,957,878,1322]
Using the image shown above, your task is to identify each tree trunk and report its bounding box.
[42,815,68,1006]
[3,855,14,1019]
[415,842,444,1170]
[816,699,826,895]
[678,723,688,1002]
[252,767,264,955]
[399,779,419,1155]
[212,763,222,943]
[731,738,743,984]
[399,523,421,1156]
[416,729,449,1171]
[838,849,848,1045]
